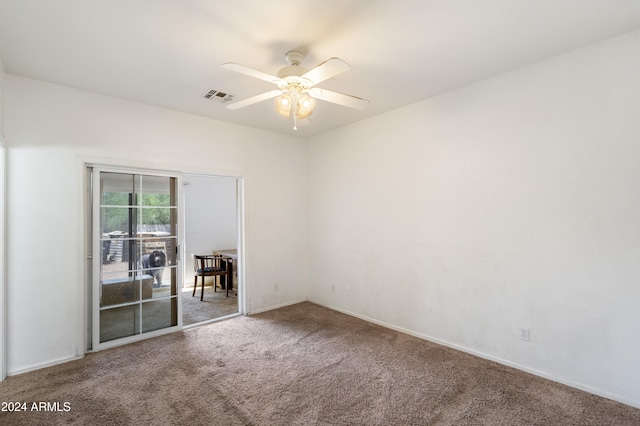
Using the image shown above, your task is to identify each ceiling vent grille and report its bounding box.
[202,89,234,103]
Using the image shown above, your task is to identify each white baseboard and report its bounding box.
[248,298,307,315]
[308,299,640,410]
[8,354,85,377]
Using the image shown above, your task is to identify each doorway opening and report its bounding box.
[182,174,240,326]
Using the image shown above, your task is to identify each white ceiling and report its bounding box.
[1,0,640,138]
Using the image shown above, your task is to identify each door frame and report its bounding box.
[83,160,246,353]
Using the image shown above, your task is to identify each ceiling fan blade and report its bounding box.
[226,90,283,110]
[222,62,284,85]
[301,58,350,86]
[309,88,370,110]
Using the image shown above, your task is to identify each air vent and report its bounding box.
[202,89,234,103]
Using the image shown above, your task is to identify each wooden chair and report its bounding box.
[191,254,231,301]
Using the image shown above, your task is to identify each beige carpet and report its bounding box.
[182,286,238,325]
[1,302,639,425]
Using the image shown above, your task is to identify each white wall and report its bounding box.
[0,57,4,137]
[4,76,307,374]
[0,58,6,380]
[307,30,640,408]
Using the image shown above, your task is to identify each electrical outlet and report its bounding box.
[331,285,336,293]
[519,328,531,342]
[274,282,278,292]
[346,285,351,296]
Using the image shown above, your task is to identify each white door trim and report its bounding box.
[0,142,6,381]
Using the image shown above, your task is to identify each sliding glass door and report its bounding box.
[92,170,179,349]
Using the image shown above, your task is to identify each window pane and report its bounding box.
[101,207,137,235]
[138,208,172,232]
[137,175,173,207]
[138,249,168,288]
[101,233,144,269]
[142,298,177,333]
[150,265,177,298]
[101,275,153,307]
[100,304,140,343]
[101,172,134,206]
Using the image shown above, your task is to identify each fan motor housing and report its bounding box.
[278,65,309,79]
[277,50,309,79]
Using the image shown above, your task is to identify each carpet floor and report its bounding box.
[182,286,238,325]
[1,302,638,425]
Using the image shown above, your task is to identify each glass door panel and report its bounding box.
[100,305,140,342]
[95,171,178,345]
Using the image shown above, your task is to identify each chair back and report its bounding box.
[192,254,223,275]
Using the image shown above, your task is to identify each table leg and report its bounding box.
[225,259,232,297]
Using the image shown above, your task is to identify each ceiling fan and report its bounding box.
[222,51,370,130]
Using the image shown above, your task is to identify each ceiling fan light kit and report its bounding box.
[223,50,369,130]
[274,87,316,130]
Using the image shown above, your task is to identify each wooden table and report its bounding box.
[213,249,237,292]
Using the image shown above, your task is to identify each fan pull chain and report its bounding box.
[292,95,298,130]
